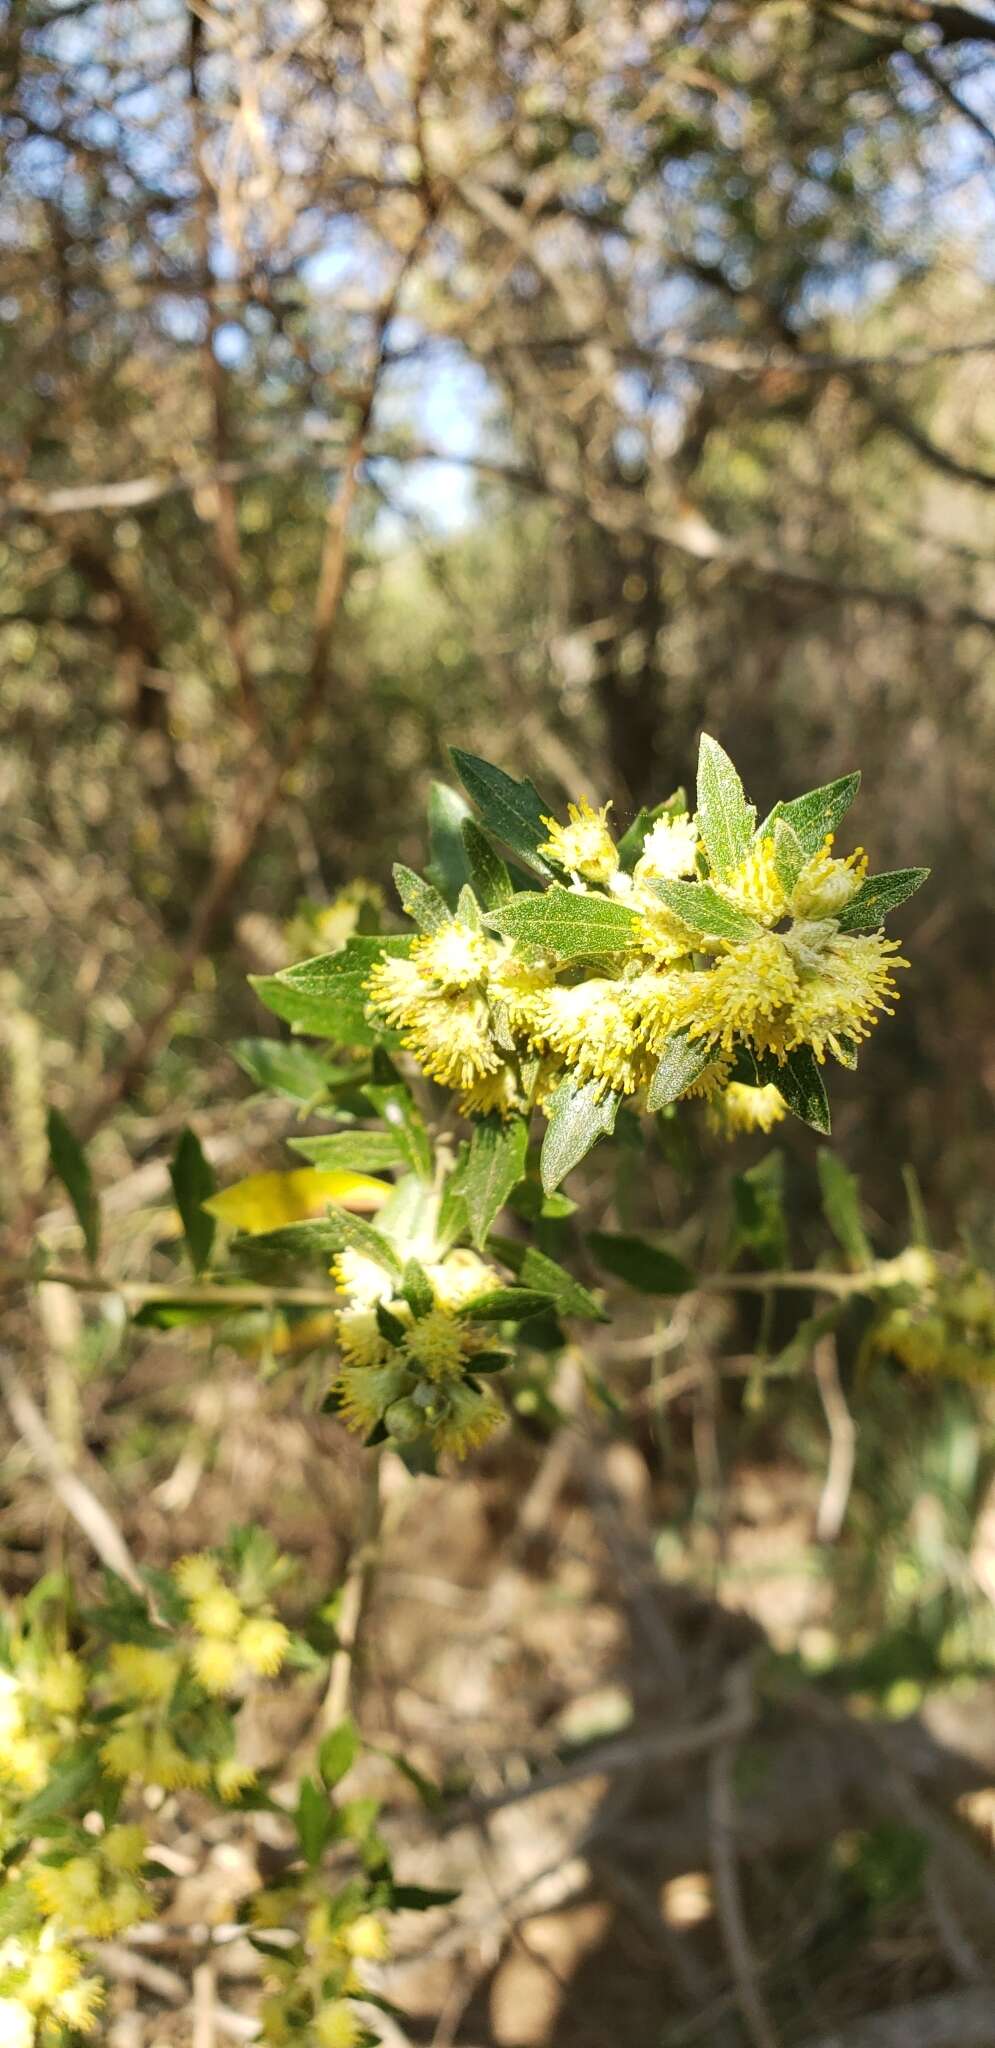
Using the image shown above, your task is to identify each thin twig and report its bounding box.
[813,1333,857,1542]
[0,1349,146,1595]
[707,1663,780,2048]
[321,1449,383,1732]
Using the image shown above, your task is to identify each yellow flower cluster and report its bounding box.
[366,777,912,1141]
[0,1830,151,2043]
[872,1257,995,1384]
[99,1551,288,1798]
[252,1880,389,2047]
[330,1247,505,1456]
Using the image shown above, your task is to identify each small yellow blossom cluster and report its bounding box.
[0,1609,153,2045]
[366,762,915,1142]
[100,1550,289,1799]
[330,1247,505,1456]
[287,880,386,962]
[872,1256,995,1384]
[252,1880,390,2047]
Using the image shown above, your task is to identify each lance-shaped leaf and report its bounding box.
[759,771,861,858]
[426,781,472,907]
[322,1205,403,1279]
[647,1031,716,1110]
[450,750,555,877]
[540,1077,620,1193]
[47,1109,100,1265]
[772,816,805,894]
[587,1231,693,1295]
[835,867,929,931]
[755,1047,830,1134]
[696,734,755,877]
[462,1117,529,1249]
[289,1131,406,1173]
[251,936,412,1043]
[818,1150,872,1266]
[462,818,514,908]
[231,1039,350,1102]
[169,1127,216,1274]
[487,884,637,961]
[392,864,451,933]
[650,879,757,943]
[460,1287,554,1323]
[519,1246,607,1321]
[204,1169,388,1235]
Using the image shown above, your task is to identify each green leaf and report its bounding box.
[323,1206,403,1279]
[393,864,451,933]
[168,1128,216,1275]
[402,1258,435,1317]
[450,750,555,877]
[288,1131,406,1172]
[318,1717,359,1789]
[696,734,755,877]
[426,781,472,907]
[835,868,929,931]
[519,1246,607,1321]
[587,1231,693,1295]
[647,1032,715,1110]
[818,1151,872,1266]
[462,1117,529,1248]
[252,937,412,1044]
[376,1301,409,1344]
[650,879,758,943]
[756,1047,830,1134]
[363,1082,433,1181]
[17,1746,102,1831]
[487,885,637,961]
[461,1288,554,1323]
[732,1152,788,1267]
[295,1776,334,1865]
[231,1039,348,1102]
[772,817,805,894]
[762,771,861,857]
[461,819,514,908]
[540,1077,620,1193]
[47,1109,99,1265]
[390,1883,460,1911]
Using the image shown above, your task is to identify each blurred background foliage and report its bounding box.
[4,5,995,2039]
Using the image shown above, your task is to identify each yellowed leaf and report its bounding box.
[204,1169,388,1234]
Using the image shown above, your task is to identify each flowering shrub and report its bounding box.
[6,736,949,2043]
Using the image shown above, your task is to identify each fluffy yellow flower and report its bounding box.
[718,837,787,924]
[191,1636,240,1695]
[402,1307,466,1382]
[101,1721,209,1789]
[789,836,867,919]
[486,953,554,1034]
[410,919,491,989]
[107,1642,181,1704]
[364,952,433,1029]
[173,1553,224,1602]
[36,1653,86,1717]
[426,1249,497,1309]
[1,1730,54,1794]
[780,929,906,1063]
[23,1946,80,2006]
[675,933,800,1055]
[190,1587,244,1640]
[333,1249,396,1306]
[633,812,699,882]
[632,890,696,966]
[314,2002,365,2048]
[335,1307,392,1368]
[238,1617,289,1677]
[429,1381,504,1459]
[101,1825,147,1874]
[458,1063,525,1119]
[617,971,686,1057]
[30,1856,99,1921]
[539,798,619,884]
[533,979,651,1097]
[333,1362,412,1435]
[215,1757,257,1801]
[343,1912,389,1961]
[707,1082,787,1136]
[54,1976,103,2032]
